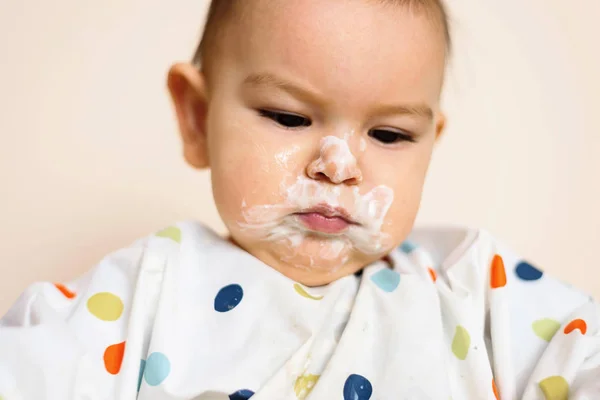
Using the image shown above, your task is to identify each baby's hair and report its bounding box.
[192,0,451,71]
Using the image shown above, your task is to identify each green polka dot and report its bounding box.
[451,325,471,360]
[86,292,124,321]
[532,319,561,342]
[539,376,569,400]
[156,226,181,243]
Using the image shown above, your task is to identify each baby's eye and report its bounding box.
[368,129,416,144]
[259,109,312,128]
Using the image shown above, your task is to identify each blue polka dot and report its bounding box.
[144,352,171,386]
[343,374,373,400]
[229,389,255,400]
[515,261,543,281]
[370,269,400,292]
[137,359,146,392]
[400,240,417,253]
[214,284,244,312]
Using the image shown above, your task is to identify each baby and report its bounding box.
[1,0,598,399]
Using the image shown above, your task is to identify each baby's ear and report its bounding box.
[434,112,446,143]
[167,63,210,169]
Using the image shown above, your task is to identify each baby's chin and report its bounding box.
[235,232,379,286]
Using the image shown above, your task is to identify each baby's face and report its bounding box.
[172,0,447,286]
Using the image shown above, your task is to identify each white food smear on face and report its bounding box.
[343,128,355,141]
[312,136,360,184]
[239,134,394,270]
[359,138,367,152]
[275,145,300,169]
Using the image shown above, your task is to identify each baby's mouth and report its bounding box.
[294,204,358,235]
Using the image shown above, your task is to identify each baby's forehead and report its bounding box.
[225,1,447,105]
[195,0,450,77]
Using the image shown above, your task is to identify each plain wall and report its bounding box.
[1,0,599,314]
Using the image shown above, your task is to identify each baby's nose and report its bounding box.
[306,136,362,185]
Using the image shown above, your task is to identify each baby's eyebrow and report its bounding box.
[243,72,326,107]
[243,72,433,121]
[372,103,434,121]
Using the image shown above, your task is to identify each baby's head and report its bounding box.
[168,0,450,286]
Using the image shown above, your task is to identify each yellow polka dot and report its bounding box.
[294,374,319,399]
[539,376,569,400]
[293,283,324,300]
[451,325,471,360]
[156,226,181,243]
[532,319,561,342]
[87,292,124,321]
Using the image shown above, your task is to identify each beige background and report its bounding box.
[1,0,599,314]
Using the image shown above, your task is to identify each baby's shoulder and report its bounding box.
[482,228,595,328]
[478,228,594,306]
[0,220,214,326]
[405,225,595,318]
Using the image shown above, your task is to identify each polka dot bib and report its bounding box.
[1,221,599,400]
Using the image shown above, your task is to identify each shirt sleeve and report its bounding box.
[0,228,176,400]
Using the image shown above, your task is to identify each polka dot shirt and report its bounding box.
[0,221,598,399]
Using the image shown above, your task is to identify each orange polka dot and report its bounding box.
[490,255,507,289]
[54,283,76,299]
[564,319,587,335]
[428,268,437,282]
[492,379,500,400]
[104,341,126,375]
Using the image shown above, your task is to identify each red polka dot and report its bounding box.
[54,283,76,299]
[428,267,437,282]
[492,379,500,400]
[564,319,587,335]
[490,255,507,289]
[104,341,126,375]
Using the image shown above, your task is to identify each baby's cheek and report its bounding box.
[210,176,241,225]
[381,192,421,244]
[211,168,283,227]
